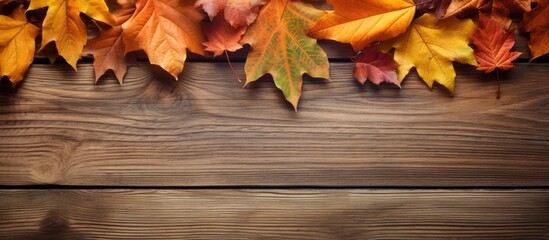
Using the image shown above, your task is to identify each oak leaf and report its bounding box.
[353,46,400,87]
[308,0,416,52]
[470,14,522,72]
[0,5,39,86]
[381,13,477,93]
[122,0,208,80]
[86,4,135,83]
[27,0,115,69]
[196,0,265,28]
[522,0,549,60]
[241,0,330,110]
[443,0,531,28]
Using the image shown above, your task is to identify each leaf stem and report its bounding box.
[225,50,242,83]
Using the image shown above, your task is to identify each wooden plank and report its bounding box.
[1,190,548,239]
[0,63,548,186]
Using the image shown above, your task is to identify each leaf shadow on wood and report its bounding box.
[15,210,88,240]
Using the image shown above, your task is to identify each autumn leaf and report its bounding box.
[241,0,329,110]
[196,0,265,28]
[522,0,549,60]
[308,0,416,52]
[443,0,531,29]
[415,0,451,18]
[0,0,18,11]
[0,5,39,86]
[202,12,245,57]
[122,0,208,80]
[381,13,477,93]
[86,4,135,83]
[202,12,246,82]
[470,14,522,72]
[27,0,115,69]
[470,14,522,98]
[353,46,400,87]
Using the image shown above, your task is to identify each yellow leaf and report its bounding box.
[28,0,115,69]
[382,13,477,93]
[308,0,416,52]
[0,6,39,86]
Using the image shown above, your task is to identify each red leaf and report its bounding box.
[353,46,400,87]
[470,14,522,73]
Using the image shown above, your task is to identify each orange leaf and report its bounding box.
[202,12,246,57]
[122,0,208,80]
[0,5,39,86]
[308,0,416,52]
[522,0,549,60]
[86,4,135,83]
[27,0,115,69]
[470,14,522,73]
[444,0,531,29]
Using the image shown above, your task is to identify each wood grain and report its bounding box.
[1,190,548,239]
[0,63,547,186]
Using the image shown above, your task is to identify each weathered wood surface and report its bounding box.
[1,62,547,186]
[1,190,548,239]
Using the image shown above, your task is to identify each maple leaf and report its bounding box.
[86,4,135,83]
[443,0,531,29]
[122,0,208,80]
[196,0,265,28]
[470,14,522,72]
[308,0,416,52]
[202,12,245,57]
[522,0,549,60]
[202,12,246,82]
[415,0,451,19]
[240,0,330,110]
[470,14,522,98]
[381,13,477,93]
[0,5,39,86]
[353,46,400,87]
[27,0,115,69]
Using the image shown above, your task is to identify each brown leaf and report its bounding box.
[415,0,451,19]
[443,0,531,29]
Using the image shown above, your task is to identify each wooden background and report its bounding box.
[1,2,548,238]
